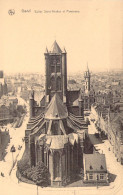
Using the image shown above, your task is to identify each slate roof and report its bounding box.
[50,40,62,54]
[84,153,107,172]
[44,93,68,120]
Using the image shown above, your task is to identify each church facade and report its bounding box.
[24,41,89,186]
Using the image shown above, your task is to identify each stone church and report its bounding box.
[24,41,89,186]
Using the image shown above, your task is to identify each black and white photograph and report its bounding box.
[0,0,123,195]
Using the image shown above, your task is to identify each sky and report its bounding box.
[0,0,123,74]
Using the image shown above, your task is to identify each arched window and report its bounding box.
[51,77,55,91]
[54,152,60,178]
[51,121,59,135]
[56,77,61,91]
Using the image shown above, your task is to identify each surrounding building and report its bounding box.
[107,112,123,164]
[95,90,113,106]
[83,153,108,184]
[83,66,95,110]
[0,105,12,123]
[0,95,18,124]
[0,128,10,160]
[0,71,8,98]
[90,102,123,165]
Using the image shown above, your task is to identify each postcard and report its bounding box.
[0,0,123,195]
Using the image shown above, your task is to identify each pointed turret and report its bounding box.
[45,47,48,53]
[85,63,90,76]
[63,47,67,53]
[86,62,89,72]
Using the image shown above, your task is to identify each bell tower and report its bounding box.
[44,41,67,104]
[84,64,90,93]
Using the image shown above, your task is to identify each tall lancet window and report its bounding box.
[56,77,61,91]
[54,152,60,178]
[51,77,55,91]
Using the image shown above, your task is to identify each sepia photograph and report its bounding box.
[0,0,123,195]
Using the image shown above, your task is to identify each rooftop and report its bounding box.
[44,93,68,120]
[84,153,107,172]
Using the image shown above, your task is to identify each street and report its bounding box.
[0,108,123,195]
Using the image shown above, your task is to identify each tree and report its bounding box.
[17,157,50,186]
[17,105,26,114]
[30,162,50,186]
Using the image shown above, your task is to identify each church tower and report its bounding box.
[44,41,67,104]
[84,64,90,93]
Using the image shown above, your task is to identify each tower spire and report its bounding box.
[86,62,89,72]
[84,63,91,92]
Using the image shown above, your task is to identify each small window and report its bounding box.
[100,165,103,169]
[90,165,93,170]
[89,173,93,180]
[100,174,104,180]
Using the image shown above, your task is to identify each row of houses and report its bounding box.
[0,95,18,124]
[0,71,8,98]
[91,103,123,165]
[0,128,10,160]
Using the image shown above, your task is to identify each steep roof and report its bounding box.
[84,153,107,172]
[44,93,68,120]
[50,40,62,54]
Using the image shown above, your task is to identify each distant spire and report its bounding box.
[87,62,89,72]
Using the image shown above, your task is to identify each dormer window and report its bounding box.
[55,113,58,117]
